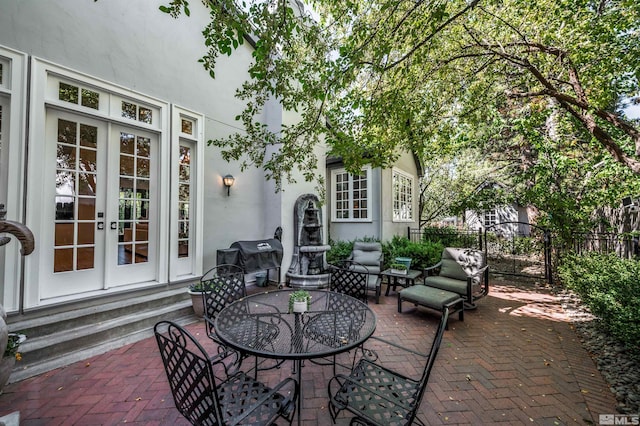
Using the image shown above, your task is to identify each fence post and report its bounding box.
[544,230,552,285]
[407,226,411,240]
[478,229,483,250]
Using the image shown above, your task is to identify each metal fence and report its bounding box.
[408,225,551,283]
[407,227,483,249]
[566,233,640,259]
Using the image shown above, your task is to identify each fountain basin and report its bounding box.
[287,272,331,289]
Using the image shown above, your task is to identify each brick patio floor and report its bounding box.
[0,278,616,425]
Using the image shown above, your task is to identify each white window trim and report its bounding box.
[24,58,171,308]
[169,105,204,281]
[331,166,372,222]
[0,45,28,312]
[392,167,414,223]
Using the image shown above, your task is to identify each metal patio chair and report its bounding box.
[346,242,383,303]
[327,308,449,426]
[422,247,489,309]
[305,267,370,374]
[201,264,281,376]
[154,320,298,426]
[329,261,369,304]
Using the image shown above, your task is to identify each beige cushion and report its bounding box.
[439,248,485,284]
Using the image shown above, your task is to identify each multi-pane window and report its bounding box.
[118,132,151,265]
[0,103,3,172]
[332,167,370,221]
[170,107,202,280]
[334,171,350,219]
[122,101,153,124]
[177,145,191,258]
[54,119,99,272]
[181,118,194,135]
[58,81,100,110]
[0,59,7,205]
[484,209,497,226]
[392,169,413,221]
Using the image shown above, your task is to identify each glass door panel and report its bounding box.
[42,110,106,299]
[117,133,151,265]
[53,119,99,273]
[108,126,157,287]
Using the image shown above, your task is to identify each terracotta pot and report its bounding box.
[0,356,16,394]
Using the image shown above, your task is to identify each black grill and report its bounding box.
[217,239,284,286]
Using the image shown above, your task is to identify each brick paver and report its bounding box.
[0,278,616,425]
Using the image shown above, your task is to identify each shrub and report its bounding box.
[328,236,443,271]
[326,239,354,265]
[557,253,640,349]
[382,236,443,270]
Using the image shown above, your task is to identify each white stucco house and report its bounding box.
[0,0,326,316]
[0,0,421,322]
[326,152,422,243]
[464,182,532,237]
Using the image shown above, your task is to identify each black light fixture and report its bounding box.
[223,174,235,196]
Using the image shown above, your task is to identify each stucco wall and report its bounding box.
[380,150,419,241]
[327,148,419,244]
[0,0,322,292]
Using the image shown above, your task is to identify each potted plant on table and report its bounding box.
[289,290,311,313]
[390,263,408,275]
[0,332,26,394]
[394,257,412,271]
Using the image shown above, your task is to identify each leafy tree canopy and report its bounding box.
[160,0,640,194]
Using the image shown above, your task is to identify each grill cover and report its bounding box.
[230,239,283,273]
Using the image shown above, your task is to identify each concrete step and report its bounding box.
[5,286,200,383]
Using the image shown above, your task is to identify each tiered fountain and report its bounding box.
[286,194,331,288]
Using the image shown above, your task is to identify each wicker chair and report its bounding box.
[327,308,449,426]
[154,320,298,426]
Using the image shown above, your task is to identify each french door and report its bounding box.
[41,110,158,299]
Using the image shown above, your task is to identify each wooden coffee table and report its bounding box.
[382,268,422,296]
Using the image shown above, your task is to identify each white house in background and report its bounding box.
[464,183,532,237]
[0,1,322,314]
[326,151,422,243]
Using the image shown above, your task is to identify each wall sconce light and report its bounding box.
[223,174,235,196]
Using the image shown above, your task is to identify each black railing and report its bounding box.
[566,233,640,260]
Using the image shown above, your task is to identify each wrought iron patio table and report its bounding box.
[215,289,377,425]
